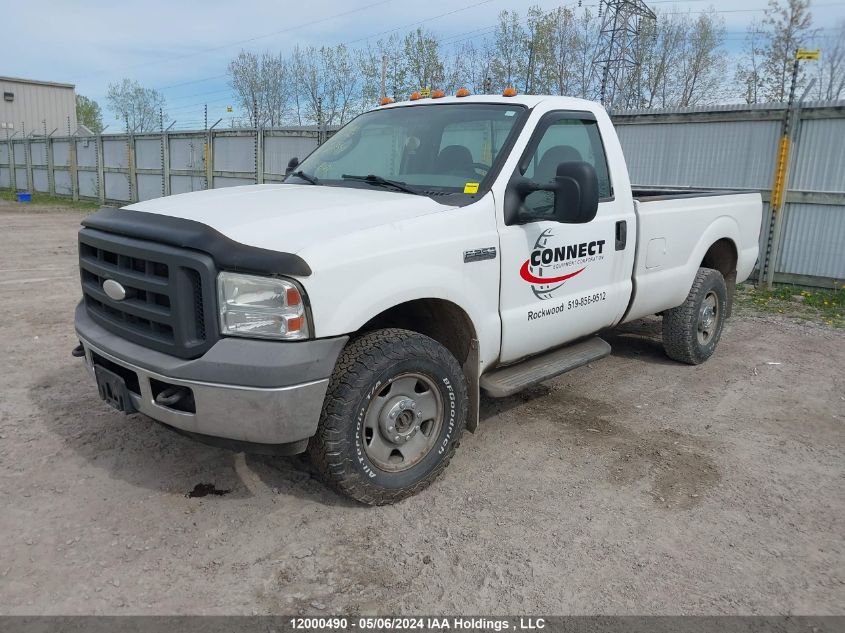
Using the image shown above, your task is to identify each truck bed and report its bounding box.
[621,190,763,325]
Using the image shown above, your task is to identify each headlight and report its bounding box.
[217,272,310,340]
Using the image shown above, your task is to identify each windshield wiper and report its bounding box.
[288,170,319,185]
[341,174,420,195]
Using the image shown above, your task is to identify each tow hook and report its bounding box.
[155,386,191,407]
[71,343,85,358]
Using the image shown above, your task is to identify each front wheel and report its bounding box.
[662,267,728,365]
[308,328,467,505]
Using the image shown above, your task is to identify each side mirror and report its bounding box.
[504,161,599,225]
[551,161,599,224]
[285,157,300,176]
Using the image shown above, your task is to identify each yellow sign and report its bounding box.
[226,105,234,112]
[419,88,431,98]
[796,48,821,60]
[463,182,479,194]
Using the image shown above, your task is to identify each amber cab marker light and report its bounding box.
[456,87,471,97]
[409,92,421,101]
[502,87,518,97]
[431,89,446,99]
[379,96,394,105]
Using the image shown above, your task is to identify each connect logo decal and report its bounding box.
[520,228,606,300]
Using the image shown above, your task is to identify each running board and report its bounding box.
[480,337,611,398]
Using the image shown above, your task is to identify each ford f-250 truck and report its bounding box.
[74,93,762,504]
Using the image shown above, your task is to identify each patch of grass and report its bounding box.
[0,190,99,211]
[735,282,844,328]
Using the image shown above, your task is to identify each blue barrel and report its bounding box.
[15,192,32,202]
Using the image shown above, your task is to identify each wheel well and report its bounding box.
[701,238,737,278]
[360,299,476,366]
[701,238,738,316]
[360,299,481,432]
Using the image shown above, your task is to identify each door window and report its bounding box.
[520,118,612,216]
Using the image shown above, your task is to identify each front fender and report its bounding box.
[295,196,503,369]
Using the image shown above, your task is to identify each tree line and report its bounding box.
[80,0,843,132]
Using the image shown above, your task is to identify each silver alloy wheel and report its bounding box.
[697,290,719,345]
[362,372,443,472]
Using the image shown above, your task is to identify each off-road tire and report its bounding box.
[662,267,728,365]
[308,328,467,505]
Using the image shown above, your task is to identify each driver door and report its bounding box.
[497,112,634,363]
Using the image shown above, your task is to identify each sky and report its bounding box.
[5,0,845,130]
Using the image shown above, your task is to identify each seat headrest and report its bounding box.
[536,145,583,182]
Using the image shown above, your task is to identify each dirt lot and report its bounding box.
[0,202,842,615]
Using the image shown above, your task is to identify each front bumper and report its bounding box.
[75,302,347,447]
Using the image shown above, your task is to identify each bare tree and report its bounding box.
[290,45,361,126]
[814,20,845,100]
[456,40,497,94]
[325,45,360,124]
[523,5,553,94]
[228,50,290,127]
[676,9,726,106]
[546,6,579,96]
[572,8,602,100]
[358,35,411,107]
[735,20,767,104]
[290,45,324,125]
[761,0,816,102]
[106,79,166,132]
[442,45,470,94]
[357,44,383,108]
[404,28,444,91]
[635,14,686,107]
[491,10,528,91]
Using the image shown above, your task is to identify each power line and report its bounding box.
[157,74,228,92]
[142,0,845,116]
[166,87,234,103]
[88,0,399,80]
[167,96,234,113]
[151,0,503,111]
[344,0,495,46]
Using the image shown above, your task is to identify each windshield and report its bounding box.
[291,103,526,196]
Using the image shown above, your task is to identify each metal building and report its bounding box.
[0,76,77,136]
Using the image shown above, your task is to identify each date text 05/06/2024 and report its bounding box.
[289,617,547,631]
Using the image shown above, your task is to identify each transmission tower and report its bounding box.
[594,0,656,109]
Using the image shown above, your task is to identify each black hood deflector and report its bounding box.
[82,208,312,277]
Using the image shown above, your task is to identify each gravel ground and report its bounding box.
[0,202,842,615]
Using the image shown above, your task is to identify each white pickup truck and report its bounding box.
[74,93,761,504]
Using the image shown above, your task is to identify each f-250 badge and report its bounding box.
[520,228,606,300]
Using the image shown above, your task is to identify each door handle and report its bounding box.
[615,220,627,251]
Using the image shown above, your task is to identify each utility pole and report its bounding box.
[316,96,323,146]
[595,0,655,109]
[380,54,388,102]
[525,43,534,94]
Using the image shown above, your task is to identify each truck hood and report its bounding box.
[126,184,452,254]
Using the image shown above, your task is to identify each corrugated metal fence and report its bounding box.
[612,101,845,287]
[1,102,843,287]
[0,126,325,203]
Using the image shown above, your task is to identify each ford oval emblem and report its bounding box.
[102,279,127,301]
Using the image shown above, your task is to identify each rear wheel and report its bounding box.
[662,267,727,365]
[308,328,467,505]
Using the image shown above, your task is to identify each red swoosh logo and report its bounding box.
[519,260,586,284]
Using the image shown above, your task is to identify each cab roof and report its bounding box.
[377,93,604,114]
